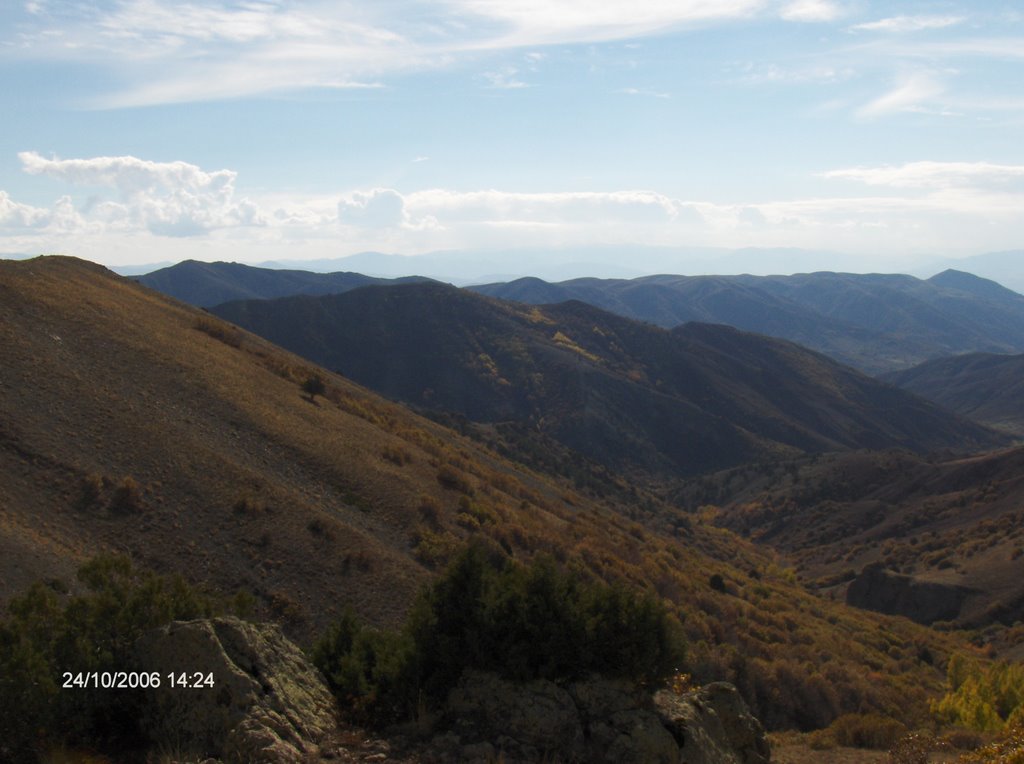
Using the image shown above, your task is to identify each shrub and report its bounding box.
[194,316,242,348]
[108,476,143,514]
[888,732,944,764]
[827,713,907,749]
[302,374,327,401]
[312,543,686,724]
[0,556,220,760]
[417,495,443,527]
[436,465,474,495]
[382,445,413,465]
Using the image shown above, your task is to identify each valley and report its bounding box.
[3,255,1024,761]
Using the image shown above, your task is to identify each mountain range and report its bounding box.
[136,259,432,308]
[472,269,1024,374]
[209,282,1003,482]
[0,255,971,734]
[131,247,1024,292]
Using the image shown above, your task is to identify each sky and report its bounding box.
[1,0,1023,274]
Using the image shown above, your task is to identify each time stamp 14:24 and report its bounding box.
[62,671,215,689]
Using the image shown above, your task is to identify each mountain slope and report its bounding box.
[472,270,1024,373]
[211,282,1003,480]
[884,352,1024,435]
[2,256,984,733]
[135,259,432,307]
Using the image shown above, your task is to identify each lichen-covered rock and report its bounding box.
[570,679,679,764]
[444,670,585,762]
[439,674,769,764]
[134,617,337,763]
[655,682,771,764]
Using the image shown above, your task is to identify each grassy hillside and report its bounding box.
[0,256,985,734]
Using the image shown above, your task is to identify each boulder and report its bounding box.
[443,670,585,762]
[134,617,337,763]
[440,673,770,764]
[655,682,771,764]
[570,679,679,764]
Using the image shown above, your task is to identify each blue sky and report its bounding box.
[1,0,1023,272]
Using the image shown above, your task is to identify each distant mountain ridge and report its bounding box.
[211,282,1004,480]
[471,269,1024,373]
[135,259,433,307]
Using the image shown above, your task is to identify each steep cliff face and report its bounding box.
[846,565,977,624]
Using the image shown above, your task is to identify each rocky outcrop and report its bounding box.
[432,672,770,763]
[655,682,772,764]
[134,617,337,763]
[846,564,976,624]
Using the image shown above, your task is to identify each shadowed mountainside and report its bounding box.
[471,269,1024,374]
[0,255,974,732]
[135,259,433,307]
[884,352,1024,436]
[211,282,1004,480]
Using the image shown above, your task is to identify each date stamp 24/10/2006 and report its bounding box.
[62,671,215,689]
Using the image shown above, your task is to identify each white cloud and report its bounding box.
[337,189,407,228]
[5,0,772,106]
[734,61,854,84]
[0,190,50,229]
[451,0,766,45]
[402,188,684,226]
[18,151,264,236]
[618,87,671,99]
[822,161,1024,189]
[779,0,843,23]
[850,15,965,34]
[482,66,528,88]
[857,71,945,118]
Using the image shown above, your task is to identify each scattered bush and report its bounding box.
[709,573,726,592]
[108,476,144,514]
[826,713,908,749]
[77,473,104,510]
[436,465,474,495]
[417,495,443,527]
[302,374,326,401]
[382,445,413,466]
[888,732,945,764]
[194,316,243,348]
